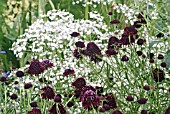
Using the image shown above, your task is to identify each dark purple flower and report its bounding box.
[103,104,110,111]
[99,107,106,112]
[10,94,18,100]
[152,68,165,82]
[16,71,24,77]
[24,83,33,89]
[110,20,120,24]
[30,101,37,107]
[158,54,164,59]
[74,89,81,98]
[136,51,143,56]
[41,60,53,69]
[120,34,135,45]
[165,107,170,114]
[67,101,74,107]
[80,89,101,110]
[105,49,118,57]
[28,108,41,114]
[49,103,66,114]
[72,77,86,90]
[0,76,6,82]
[112,110,123,114]
[156,33,164,38]
[141,110,148,114]
[39,77,48,83]
[14,81,19,84]
[54,94,62,103]
[137,13,144,19]
[134,21,142,28]
[40,86,55,100]
[143,85,150,91]
[63,69,75,76]
[161,62,167,68]
[108,12,113,15]
[126,95,134,101]
[73,49,82,59]
[137,98,147,104]
[149,59,154,63]
[137,39,144,45]
[28,60,45,75]
[106,95,117,109]
[108,36,119,49]
[124,26,137,36]
[121,55,129,61]
[75,41,85,48]
[70,32,80,37]
[150,53,154,59]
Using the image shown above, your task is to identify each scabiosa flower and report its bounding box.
[150,53,154,59]
[28,60,45,75]
[149,59,154,63]
[54,94,62,103]
[75,41,85,48]
[126,95,134,101]
[10,94,18,100]
[24,83,33,89]
[105,48,118,57]
[106,95,117,109]
[112,110,123,114]
[158,54,164,59]
[156,33,164,38]
[30,101,37,107]
[120,34,135,45]
[136,51,143,56]
[108,36,119,49]
[0,76,6,82]
[137,13,144,19]
[110,20,120,24]
[141,110,148,114]
[49,103,66,114]
[103,104,110,111]
[161,62,167,68]
[137,98,147,104]
[40,86,55,100]
[72,77,86,90]
[124,25,137,36]
[143,85,150,91]
[73,49,82,59]
[108,11,113,15]
[121,55,129,61]
[152,68,165,82]
[137,39,144,45]
[80,89,101,110]
[74,89,81,98]
[28,108,41,114]
[99,107,106,112]
[41,60,53,69]
[63,69,75,76]
[67,101,74,107]
[70,32,80,37]
[16,71,24,77]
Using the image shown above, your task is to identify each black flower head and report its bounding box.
[99,107,106,112]
[103,104,110,111]
[156,33,164,38]
[158,54,164,59]
[81,86,96,94]
[150,53,154,59]
[126,95,134,102]
[121,55,129,62]
[28,60,45,75]
[63,69,75,76]
[74,89,81,98]
[75,41,85,48]
[70,32,80,37]
[49,103,66,114]
[136,51,143,56]
[54,94,62,103]
[16,71,24,77]
[161,62,167,68]
[105,95,117,109]
[72,77,86,90]
[165,106,170,114]
[24,83,33,89]
[80,89,101,110]
[0,76,6,82]
[110,20,120,24]
[108,11,113,15]
[134,21,142,28]
[120,33,135,45]
[10,94,18,100]
[143,85,150,91]
[108,36,119,49]
[105,48,118,57]
[40,86,55,100]
[30,101,37,107]
[137,98,147,104]
[152,68,165,82]
[41,60,53,69]
[28,108,41,114]
[67,101,74,107]
[137,39,144,45]
[141,110,147,114]
[112,110,123,114]
[137,13,144,19]
[124,26,138,36]
[73,49,82,59]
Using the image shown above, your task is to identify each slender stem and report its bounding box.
[85,0,89,19]
[48,0,55,10]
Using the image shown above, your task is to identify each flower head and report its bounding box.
[152,68,165,82]
[28,60,45,75]
[28,108,41,114]
[70,32,80,37]
[40,86,55,100]
[124,26,137,36]
[72,77,86,90]
[63,69,75,76]
[105,95,117,109]
[16,71,24,77]
[41,60,53,69]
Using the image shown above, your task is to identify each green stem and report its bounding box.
[85,0,89,19]
[48,0,55,10]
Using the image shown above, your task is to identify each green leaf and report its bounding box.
[4,34,16,41]
[149,40,162,48]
